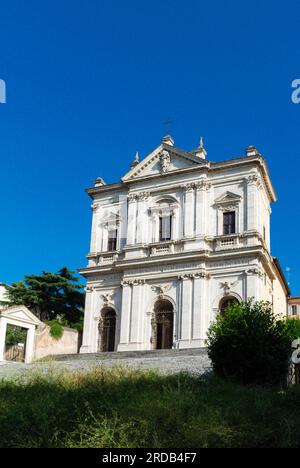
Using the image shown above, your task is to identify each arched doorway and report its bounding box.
[99,307,116,352]
[219,296,240,315]
[152,299,174,350]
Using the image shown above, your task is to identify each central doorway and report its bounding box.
[99,307,116,352]
[153,299,174,350]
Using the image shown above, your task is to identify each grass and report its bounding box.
[1,367,300,448]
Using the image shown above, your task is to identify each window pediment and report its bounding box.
[214,191,242,210]
[100,211,121,228]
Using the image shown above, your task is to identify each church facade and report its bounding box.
[79,135,289,353]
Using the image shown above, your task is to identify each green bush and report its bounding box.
[284,318,300,344]
[207,300,291,386]
[48,321,64,340]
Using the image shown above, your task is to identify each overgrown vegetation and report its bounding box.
[0,267,85,328]
[48,321,64,340]
[207,301,292,385]
[1,367,300,448]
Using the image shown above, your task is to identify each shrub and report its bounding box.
[48,320,64,340]
[207,300,291,386]
[284,318,300,344]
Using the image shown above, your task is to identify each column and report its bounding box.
[199,274,208,343]
[183,184,195,238]
[119,194,128,250]
[129,281,145,347]
[246,270,260,301]
[180,275,193,342]
[136,193,149,244]
[152,212,159,243]
[192,275,202,341]
[118,282,132,350]
[195,180,210,237]
[247,175,260,231]
[172,207,179,241]
[80,287,96,353]
[100,223,108,253]
[127,195,137,245]
[25,325,36,363]
[0,317,7,361]
[90,204,100,252]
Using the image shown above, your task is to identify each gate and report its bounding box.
[5,344,26,362]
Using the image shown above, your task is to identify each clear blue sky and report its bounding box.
[0,0,299,293]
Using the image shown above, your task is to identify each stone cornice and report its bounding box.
[211,155,276,202]
[85,154,276,203]
[79,245,268,278]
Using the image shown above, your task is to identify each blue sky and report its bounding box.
[0,0,299,293]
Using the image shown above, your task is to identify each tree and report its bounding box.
[1,267,85,324]
[206,300,291,386]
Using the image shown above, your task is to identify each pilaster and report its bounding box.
[80,287,98,353]
[247,174,262,231]
[127,194,137,245]
[0,317,7,361]
[195,180,211,237]
[136,192,150,244]
[183,184,195,238]
[118,282,132,349]
[179,274,193,341]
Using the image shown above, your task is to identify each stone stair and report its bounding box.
[47,347,208,362]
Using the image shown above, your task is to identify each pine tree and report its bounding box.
[1,267,85,324]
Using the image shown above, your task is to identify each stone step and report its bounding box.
[46,348,208,362]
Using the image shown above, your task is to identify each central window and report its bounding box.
[107,228,118,251]
[223,211,236,235]
[159,215,172,241]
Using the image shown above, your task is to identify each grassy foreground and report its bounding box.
[1,367,300,448]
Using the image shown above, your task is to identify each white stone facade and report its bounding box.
[80,137,289,353]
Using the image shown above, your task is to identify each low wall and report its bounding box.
[34,324,79,360]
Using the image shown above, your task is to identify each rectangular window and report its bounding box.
[291,305,298,316]
[223,211,236,235]
[107,229,117,251]
[159,216,172,241]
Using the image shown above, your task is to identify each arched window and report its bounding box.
[152,299,174,350]
[219,296,240,315]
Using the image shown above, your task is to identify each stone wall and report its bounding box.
[34,324,79,360]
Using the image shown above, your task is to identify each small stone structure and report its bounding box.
[0,305,80,363]
[0,305,40,363]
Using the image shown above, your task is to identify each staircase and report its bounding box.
[48,347,208,362]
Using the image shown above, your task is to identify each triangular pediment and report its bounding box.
[122,144,206,181]
[100,211,121,227]
[214,191,242,205]
[0,305,41,326]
